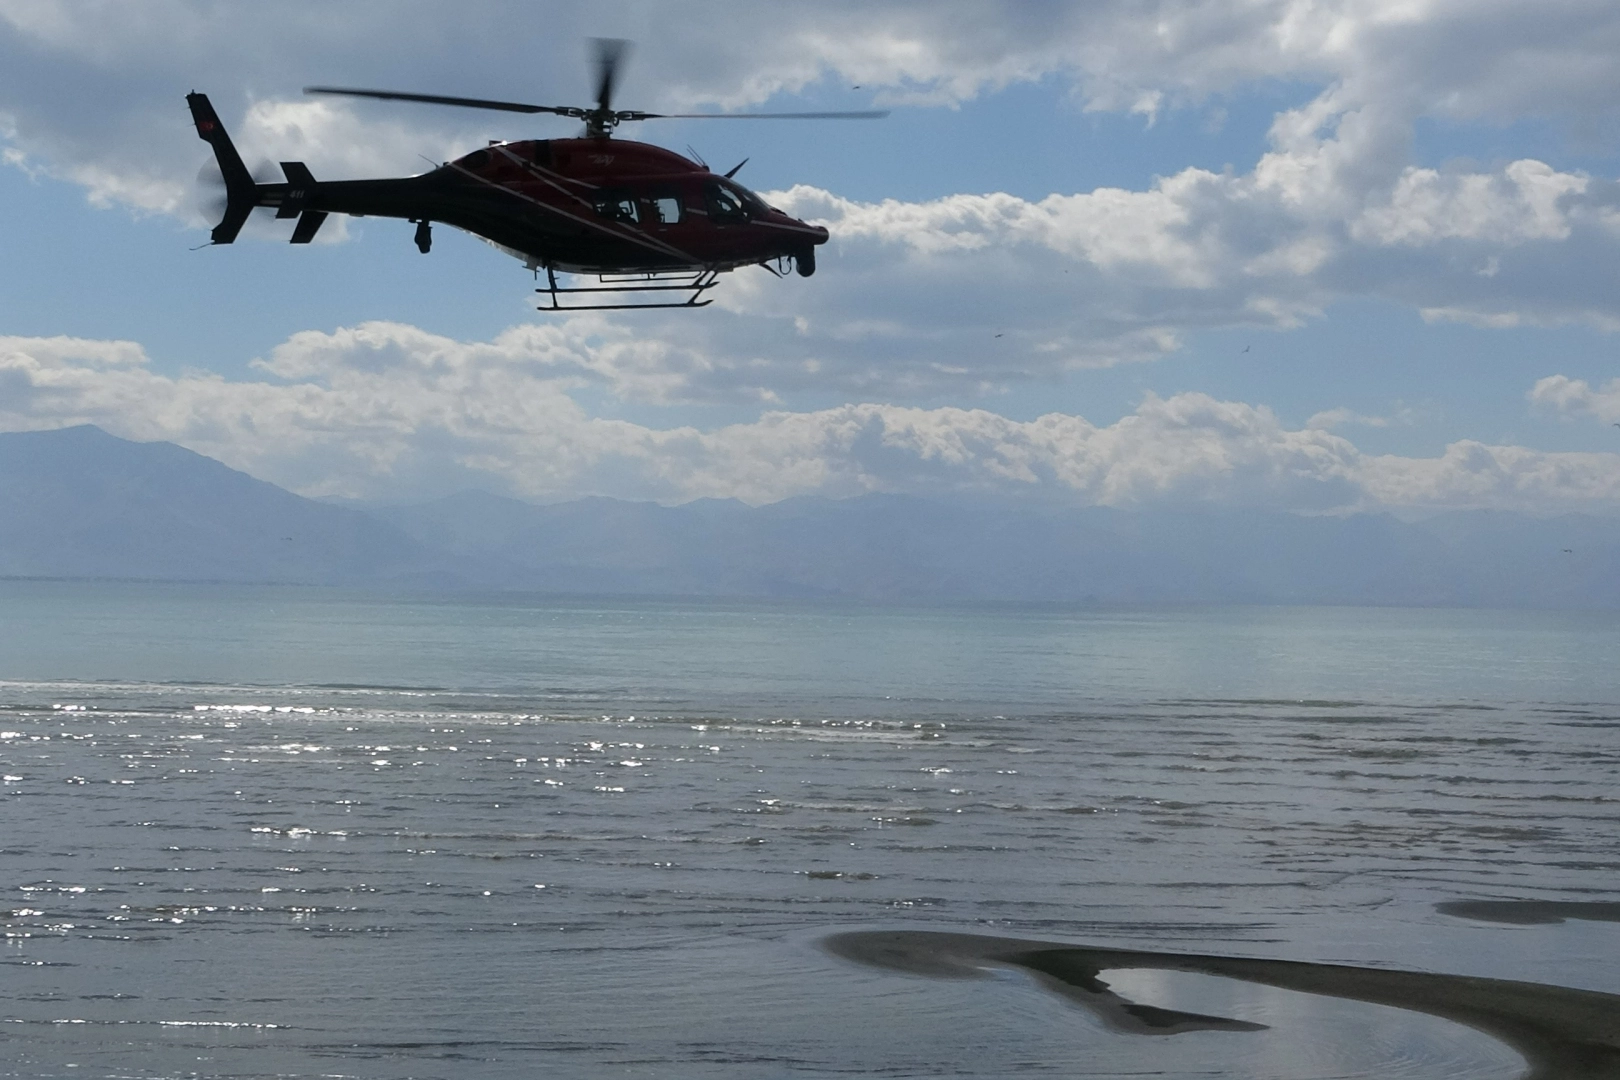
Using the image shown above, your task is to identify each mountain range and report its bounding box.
[3,425,1617,607]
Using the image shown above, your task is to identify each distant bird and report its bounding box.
[1242,345,1251,353]
[1613,421,1620,427]
[1563,548,1573,554]
[994,332,1004,338]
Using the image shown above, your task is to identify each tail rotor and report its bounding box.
[193,156,274,232]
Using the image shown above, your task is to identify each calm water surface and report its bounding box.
[1,581,1617,1079]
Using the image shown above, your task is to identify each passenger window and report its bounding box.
[704,183,748,222]
[650,196,682,224]
[594,194,639,223]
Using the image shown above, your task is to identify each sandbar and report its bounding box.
[1437,900,1620,926]
[824,929,1620,1080]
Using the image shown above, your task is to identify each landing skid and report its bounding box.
[536,267,720,311]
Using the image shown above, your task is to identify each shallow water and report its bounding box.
[2,581,1617,1078]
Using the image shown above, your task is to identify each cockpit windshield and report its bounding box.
[704,179,768,222]
[725,180,769,217]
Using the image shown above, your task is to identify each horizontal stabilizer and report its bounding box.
[277,161,317,219]
[280,161,316,188]
[289,210,328,244]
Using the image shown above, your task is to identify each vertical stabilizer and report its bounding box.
[186,91,257,244]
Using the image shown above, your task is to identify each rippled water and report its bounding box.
[2,581,1617,1078]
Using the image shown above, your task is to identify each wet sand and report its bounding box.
[824,930,1620,1080]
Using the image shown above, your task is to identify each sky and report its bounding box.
[2,0,1619,513]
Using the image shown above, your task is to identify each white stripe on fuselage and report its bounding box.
[445,157,700,266]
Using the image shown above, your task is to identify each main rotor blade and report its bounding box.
[628,110,890,120]
[592,38,630,113]
[304,86,579,116]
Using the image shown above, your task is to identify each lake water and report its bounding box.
[2,580,1618,1079]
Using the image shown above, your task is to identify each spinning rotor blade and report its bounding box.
[304,86,579,117]
[631,110,889,120]
[592,37,630,113]
[305,38,887,136]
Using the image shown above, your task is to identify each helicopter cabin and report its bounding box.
[449,138,773,228]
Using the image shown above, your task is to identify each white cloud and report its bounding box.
[1530,374,1620,424]
[757,145,1618,393]
[3,328,1617,514]
[1354,160,1589,247]
[1305,407,1399,430]
[787,182,1218,286]
[1360,440,1620,512]
[1419,307,1524,329]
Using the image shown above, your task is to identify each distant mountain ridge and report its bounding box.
[375,488,1620,607]
[0,426,433,585]
[3,426,1618,606]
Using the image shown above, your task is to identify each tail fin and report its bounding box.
[187,91,257,244]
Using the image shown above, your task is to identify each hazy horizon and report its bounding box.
[4,424,1618,608]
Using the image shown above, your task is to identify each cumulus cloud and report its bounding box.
[4,328,1617,514]
[1355,161,1589,247]
[1530,374,1620,424]
[747,140,1617,394]
[1360,441,1620,512]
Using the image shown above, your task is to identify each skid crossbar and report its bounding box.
[538,267,720,310]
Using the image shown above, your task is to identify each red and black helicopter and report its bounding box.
[189,40,883,309]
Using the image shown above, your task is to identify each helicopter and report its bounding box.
[189,39,884,310]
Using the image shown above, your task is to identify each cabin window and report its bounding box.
[649,195,682,224]
[703,182,748,222]
[462,149,490,170]
[593,193,639,223]
[530,140,552,168]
